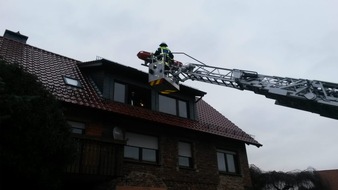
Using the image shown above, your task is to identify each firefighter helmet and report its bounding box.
[159,42,168,47]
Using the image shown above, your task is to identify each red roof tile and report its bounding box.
[0,36,261,147]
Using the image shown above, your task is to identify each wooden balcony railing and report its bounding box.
[66,134,125,177]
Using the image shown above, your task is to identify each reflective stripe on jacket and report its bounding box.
[160,47,170,55]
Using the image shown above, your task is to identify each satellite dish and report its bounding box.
[113,127,124,140]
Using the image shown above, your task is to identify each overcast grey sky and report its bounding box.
[1,0,337,172]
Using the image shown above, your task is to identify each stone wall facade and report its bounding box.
[65,107,253,190]
[118,128,252,190]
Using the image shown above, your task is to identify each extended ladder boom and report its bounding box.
[178,63,338,119]
[137,51,338,120]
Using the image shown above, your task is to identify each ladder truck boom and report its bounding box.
[137,51,338,120]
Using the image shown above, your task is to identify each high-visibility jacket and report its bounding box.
[154,46,174,61]
[160,47,173,58]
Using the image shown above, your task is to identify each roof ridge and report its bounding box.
[0,36,81,63]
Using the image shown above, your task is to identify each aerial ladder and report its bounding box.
[137,51,338,120]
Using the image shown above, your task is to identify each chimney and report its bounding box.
[3,29,28,44]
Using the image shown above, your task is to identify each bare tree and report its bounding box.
[249,165,328,190]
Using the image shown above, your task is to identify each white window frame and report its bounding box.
[63,76,81,88]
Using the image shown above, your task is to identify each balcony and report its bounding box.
[66,134,125,177]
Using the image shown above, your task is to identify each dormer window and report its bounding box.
[63,76,81,88]
[159,94,188,118]
[113,81,151,109]
[113,82,126,103]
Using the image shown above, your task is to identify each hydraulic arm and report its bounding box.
[137,51,338,120]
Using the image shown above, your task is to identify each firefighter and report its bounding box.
[153,42,174,71]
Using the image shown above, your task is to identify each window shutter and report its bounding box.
[126,132,158,149]
[178,142,192,157]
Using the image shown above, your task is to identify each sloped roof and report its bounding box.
[0,35,261,147]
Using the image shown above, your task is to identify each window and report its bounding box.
[124,132,158,163]
[128,84,151,108]
[67,121,85,134]
[114,82,126,103]
[178,141,193,168]
[178,100,188,118]
[159,95,176,114]
[158,94,188,118]
[216,150,239,174]
[63,76,81,88]
[113,82,151,108]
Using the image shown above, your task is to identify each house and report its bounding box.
[318,169,338,190]
[0,29,261,190]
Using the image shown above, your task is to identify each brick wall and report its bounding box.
[120,132,252,190]
[64,111,253,190]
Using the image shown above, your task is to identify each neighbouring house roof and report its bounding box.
[0,34,262,147]
[318,169,338,189]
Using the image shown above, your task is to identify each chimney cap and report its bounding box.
[3,29,28,44]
